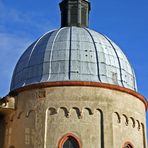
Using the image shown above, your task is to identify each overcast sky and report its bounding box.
[0,0,148,135]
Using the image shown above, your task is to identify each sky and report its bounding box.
[0,0,148,136]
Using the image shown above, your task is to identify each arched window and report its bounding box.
[123,142,134,148]
[58,133,81,148]
[63,136,79,148]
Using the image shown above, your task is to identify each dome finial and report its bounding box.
[59,0,91,28]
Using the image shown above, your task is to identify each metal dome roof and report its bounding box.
[11,27,137,91]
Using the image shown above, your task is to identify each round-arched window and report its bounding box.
[58,133,81,148]
[123,142,134,148]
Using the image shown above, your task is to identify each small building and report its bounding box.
[0,0,147,148]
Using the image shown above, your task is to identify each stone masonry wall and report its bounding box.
[2,86,147,148]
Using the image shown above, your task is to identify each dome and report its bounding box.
[11,27,137,91]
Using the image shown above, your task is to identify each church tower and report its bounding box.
[0,0,147,148]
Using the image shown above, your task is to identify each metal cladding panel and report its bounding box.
[11,42,37,89]
[50,61,69,74]
[23,32,54,86]
[87,29,123,86]
[14,43,35,75]
[111,41,133,74]
[10,27,137,91]
[48,27,70,81]
[110,41,135,90]
[45,31,58,51]
[70,27,98,81]
[71,49,96,63]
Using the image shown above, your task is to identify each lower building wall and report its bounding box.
[1,86,147,148]
[46,108,102,148]
[112,112,147,148]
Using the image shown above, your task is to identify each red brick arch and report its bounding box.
[58,133,82,148]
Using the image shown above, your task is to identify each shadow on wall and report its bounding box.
[0,115,5,148]
[9,146,15,148]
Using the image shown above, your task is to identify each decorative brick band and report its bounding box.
[11,81,148,110]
